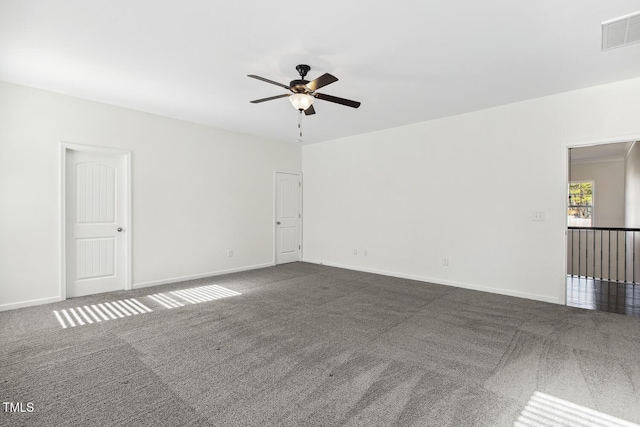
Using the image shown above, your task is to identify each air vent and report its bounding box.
[602,11,640,50]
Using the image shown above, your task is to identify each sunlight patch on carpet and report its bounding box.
[148,293,184,309]
[53,285,241,328]
[170,284,241,304]
[515,391,639,427]
[53,298,152,328]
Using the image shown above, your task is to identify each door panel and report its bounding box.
[76,163,116,223]
[279,180,297,218]
[279,227,296,254]
[276,172,301,264]
[66,149,127,297]
[76,238,115,279]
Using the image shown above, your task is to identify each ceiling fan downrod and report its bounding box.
[298,110,303,138]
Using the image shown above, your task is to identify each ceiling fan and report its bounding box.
[248,64,361,115]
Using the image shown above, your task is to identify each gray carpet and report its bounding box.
[2,262,640,426]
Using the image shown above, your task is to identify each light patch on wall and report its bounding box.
[515,391,639,427]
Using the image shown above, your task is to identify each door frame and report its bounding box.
[273,170,302,265]
[59,143,132,301]
[561,133,639,305]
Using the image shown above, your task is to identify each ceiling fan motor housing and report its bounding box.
[290,79,310,93]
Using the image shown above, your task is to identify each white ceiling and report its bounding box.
[571,141,635,163]
[1,1,640,145]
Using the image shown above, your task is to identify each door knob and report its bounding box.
[117,227,123,232]
[276,221,281,225]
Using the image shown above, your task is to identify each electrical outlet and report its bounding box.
[227,249,233,257]
[443,258,449,267]
[353,249,357,255]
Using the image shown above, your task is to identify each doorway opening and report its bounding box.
[566,141,640,316]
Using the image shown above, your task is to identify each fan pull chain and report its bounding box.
[298,110,303,138]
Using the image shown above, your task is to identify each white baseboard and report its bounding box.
[133,262,276,289]
[1,263,276,311]
[302,258,560,305]
[1,260,559,311]
[0,296,62,312]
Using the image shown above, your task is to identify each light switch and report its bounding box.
[532,211,545,221]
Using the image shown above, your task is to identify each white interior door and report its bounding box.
[66,149,127,297]
[276,172,301,264]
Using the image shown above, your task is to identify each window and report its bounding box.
[568,181,593,227]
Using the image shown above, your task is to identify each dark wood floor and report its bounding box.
[566,276,640,317]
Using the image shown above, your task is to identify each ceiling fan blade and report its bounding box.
[250,94,290,104]
[305,73,338,92]
[304,104,316,115]
[247,75,290,90]
[314,93,361,108]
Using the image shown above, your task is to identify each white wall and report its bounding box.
[570,160,625,227]
[302,77,640,304]
[625,142,640,228]
[0,81,300,310]
[4,77,640,310]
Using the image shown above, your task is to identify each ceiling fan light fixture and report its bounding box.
[289,93,314,111]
